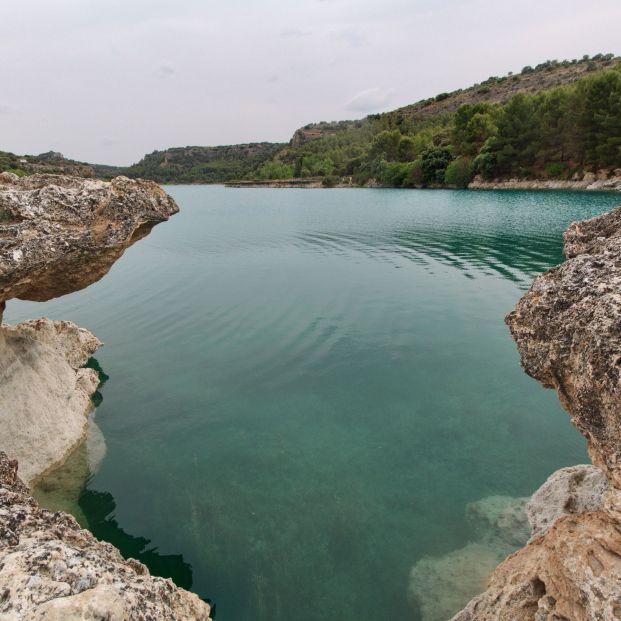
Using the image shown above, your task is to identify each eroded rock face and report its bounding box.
[0,318,102,485]
[451,204,621,619]
[0,173,178,307]
[0,173,179,481]
[0,452,212,621]
[506,205,621,489]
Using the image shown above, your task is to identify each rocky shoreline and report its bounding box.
[0,173,212,620]
[225,170,621,192]
[449,203,621,619]
[468,171,621,192]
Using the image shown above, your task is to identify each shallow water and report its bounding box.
[8,187,621,621]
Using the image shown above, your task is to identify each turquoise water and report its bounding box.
[7,187,621,621]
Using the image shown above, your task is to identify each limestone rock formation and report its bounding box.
[507,204,621,488]
[0,452,212,621]
[0,318,102,485]
[451,204,621,619]
[0,172,178,309]
[526,464,608,539]
[468,172,621,192]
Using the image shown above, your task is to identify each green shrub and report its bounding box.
[322,175,338,188]
[256,161,293,180]
[546,162,568,179]
[444,157,474,188]
[420,147,453,185]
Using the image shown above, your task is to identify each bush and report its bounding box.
[405,159,424,187]
[322,175,338,188]
[420,147,453,185]
[377,161,411,187]
[256,161,294,180]
[546,162,568,179]
[444,157,474,188]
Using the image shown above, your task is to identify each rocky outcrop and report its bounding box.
[0,172,178,308]
[451,204,621,619]
[0,452,212,620]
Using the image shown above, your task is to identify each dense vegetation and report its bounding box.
[106,143,286,184]
[253,54,621,188]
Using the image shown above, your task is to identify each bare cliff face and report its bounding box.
[452,205,621,619]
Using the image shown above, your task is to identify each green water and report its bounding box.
[7,187,621,621]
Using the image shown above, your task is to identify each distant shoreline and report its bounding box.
[220,175,621,192]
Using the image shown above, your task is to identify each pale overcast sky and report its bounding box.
[1,0,620,165]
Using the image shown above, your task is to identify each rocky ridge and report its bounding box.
[0,173,211,619]
[451,204,621,619]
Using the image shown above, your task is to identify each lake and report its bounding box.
[7,187,620,621]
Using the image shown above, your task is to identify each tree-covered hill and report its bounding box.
[103,143,286,184]
[256,54,621,188]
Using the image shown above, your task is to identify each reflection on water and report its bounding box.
[14,188,621,621]
[79,488,196,591]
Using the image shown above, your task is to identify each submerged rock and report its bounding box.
[0,451,212,620]
[408,495,529,621]
[451,203,621,619]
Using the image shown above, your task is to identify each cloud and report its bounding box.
[0,102,15,115]
[345,87,393,112]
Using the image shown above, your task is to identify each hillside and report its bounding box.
[263,54,621,188]
[0,150,93,177]
[108,142,286,184]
